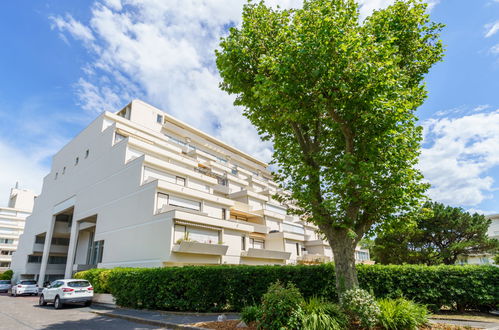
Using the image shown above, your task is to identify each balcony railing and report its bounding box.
[241,248,291,260]
[172,241,229,256]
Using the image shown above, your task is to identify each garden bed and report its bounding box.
[189,320,478,330]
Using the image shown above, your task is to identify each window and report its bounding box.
[68,280,91,288]
[0,262,10,267]
[157,114,163,124]
[55,172,58,180]
[114,132,126,144]
[296,243,300,256]
[157,193,169,212]
[48,256,67,264]
[35,236,45,244]
[62,167,66,175]
[0,238,14,244]
[87,240,104,265]
[85,149,89,158]
[230,215,247,221]
[222,208,227,220]
[176,176,186,186]
[169,195,201,211]
[28,255,42,263]
[0,250,13,255]
[250,238,265,249]
[231,166,238,175]
[241,235,246,250]
[75,157,79,166]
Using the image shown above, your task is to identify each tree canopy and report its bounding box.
[372,202,499,265]
[216,0,444,293]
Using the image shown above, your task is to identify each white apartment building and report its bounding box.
[11,100,371,284]
[457,214,499,266]
[0,186,35,271]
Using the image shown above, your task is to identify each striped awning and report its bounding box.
[174,220,221,231]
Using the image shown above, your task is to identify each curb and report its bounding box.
[430,317,499,323]
[92,311,208,330]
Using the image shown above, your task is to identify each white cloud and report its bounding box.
[419,109,499,206]
[0,141,49,206]
[50,0,439,163]
[466,208,497,215]
[485,20,499,38]
[357,0,439,20]
[50,14,95,43]
[473,104,491,112]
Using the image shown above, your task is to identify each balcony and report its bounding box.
[241,248,291,260]
[172,241,228,256]
[305,239,329,247]
[297,254,331,264]
[268,231,304,241]
[33,243,69,254]
[73,264,97,272]
[213,184,230,194]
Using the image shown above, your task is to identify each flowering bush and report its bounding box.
[341,288,380,328]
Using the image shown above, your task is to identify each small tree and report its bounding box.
[373,202,499,265]
[216,0,443,293]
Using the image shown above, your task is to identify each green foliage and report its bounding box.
[216,0,444,293]
[341,288,380,329]
[300,297,348,330]
[377,298,428,330]
[241,305,261,325]
[373,202,499,265]
[74,264,499,312]
[74,268,110,293]
[0,270,13,280]
[258,281,304,330]
[494,254,499,265]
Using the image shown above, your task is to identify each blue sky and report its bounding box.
[1,0,499,214]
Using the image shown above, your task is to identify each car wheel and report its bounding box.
[84,300,92,307]
[39,294,47,306]
[54,296,62,309]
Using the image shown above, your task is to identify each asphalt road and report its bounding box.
[0,293,166,329]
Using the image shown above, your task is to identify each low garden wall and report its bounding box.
[75,264,498,312]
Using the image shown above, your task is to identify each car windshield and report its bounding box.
[0,280,10,284]
[67,281,90,288]
[20,280,37,285]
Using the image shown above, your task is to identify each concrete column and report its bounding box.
[37,216,56,287]
[64,220,80,278]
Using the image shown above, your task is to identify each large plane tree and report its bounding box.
[216,0,444,294]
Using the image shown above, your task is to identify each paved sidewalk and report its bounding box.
[430,318,499,329]
[92,305,240,329]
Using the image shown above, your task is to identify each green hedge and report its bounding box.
[75,264,498,312]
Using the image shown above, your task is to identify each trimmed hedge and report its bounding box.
[75,264,498,312]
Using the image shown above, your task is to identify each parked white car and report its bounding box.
[10,280,38,296]
[39,279,93,309]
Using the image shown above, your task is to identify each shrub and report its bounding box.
[0,270,13,280]
[240,305,261,324]
[259,281,304,330]
[300,297,348,330]
[341,288,380,329]
[377,298,428,330]
[74,268,110,293]
[73,264,499,312]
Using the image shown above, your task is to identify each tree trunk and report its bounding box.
[322,226,359,296]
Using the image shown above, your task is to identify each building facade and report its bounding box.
[0,186,35,271]
[11,100,371,284]
[457,214,499,266]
